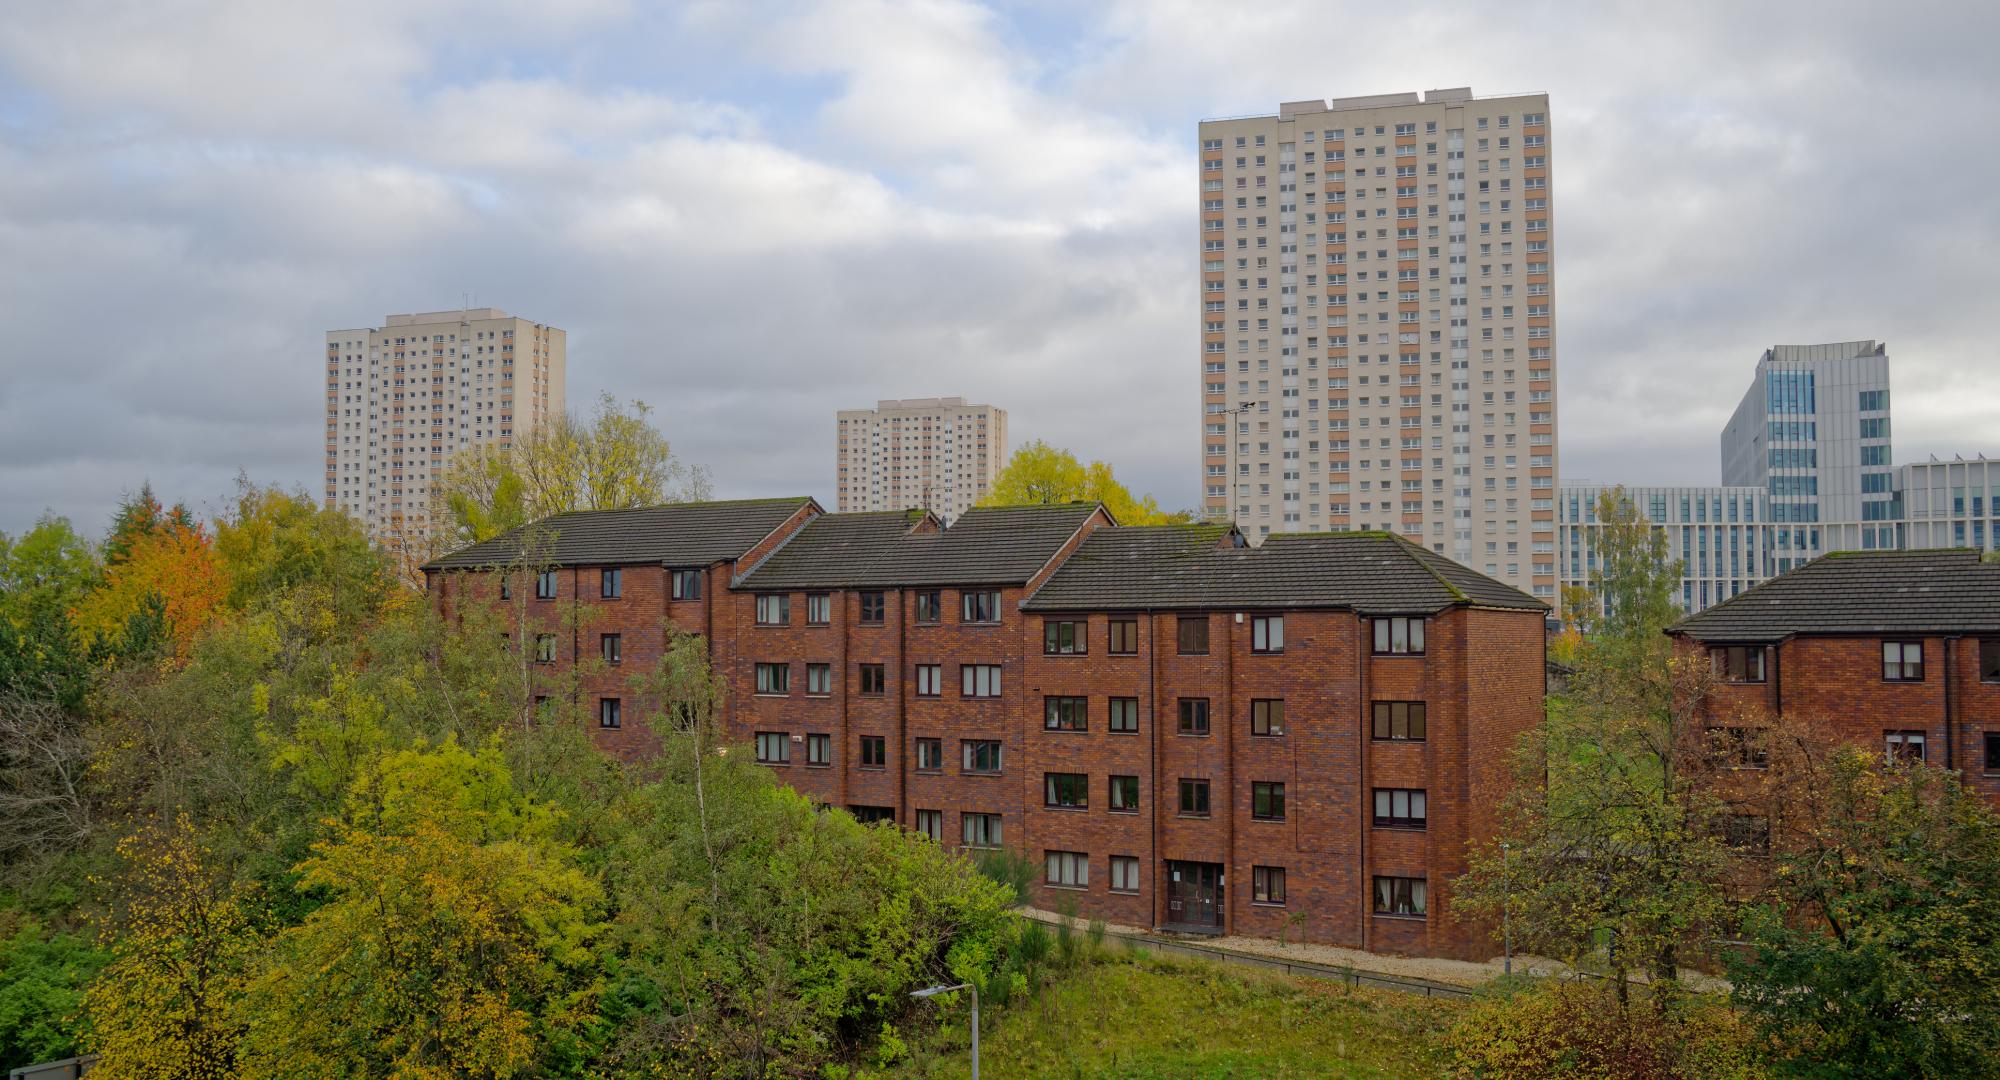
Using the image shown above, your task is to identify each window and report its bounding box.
[806,663,831,694]
[1178,778,1211,816]
[598,698,622,729]
[859,591,885,624]
[1372,701,1427,740]
[1251,699,1285,736]
[1883,641,1924,682]
[498,576,511,600]
[1044,620,1088,654]
[961,664,1002,698]
[1715,727,1769,769]
[1045,696,1088,731]
[858,663,886,695]
[1711,645,1765,683]
[1177,616,1211,654]
[756,731,789,763]
[1885,730,1927,764]
[1108,697,1139,733]
[1045,773,1089,809]
[850,806,894,824]
[1109,775,1140,812]
[806,594,830,625]
[1985,732,2000,774]
[1252,615,1284,653]
[859,735,886,768]
[535,633,557,664]
[1178,698,1211,735]
[1109,619,1139,655]
[915,664,942,697]
[963,740,1003,774]
[962,590,1001,623]
[915,738,942,771]
[536,570,558,600]
[756,594,790,625]
[1110,855,1141,894]
[1983,640,2000,683]
[755,663,790,695]
[600,633,622,665]
[1373,788,1427,828]
[914,809,942,841]
[914,590,942,623]
[600,568,622,599]
[1253,866,1287,905]
[963,813,1003,848]
[1252,781,1286,820]
[806,733,831,766]
[1723,813,1770,855]
[1373,616,1425,654]
[1046,850,1088,888]
[1373,875,1427,917]
[670,569,702,600]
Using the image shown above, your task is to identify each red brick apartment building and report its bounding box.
[426,498,1547,959]
[1670,549,2000,805]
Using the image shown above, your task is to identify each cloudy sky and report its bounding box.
[2,0,1996,536]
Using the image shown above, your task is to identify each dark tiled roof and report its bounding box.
[1023,528,1544,613]
[423,498,815,571]
[730,510,932,588]
[1669,548,2000,642]
[734,502,1105,589]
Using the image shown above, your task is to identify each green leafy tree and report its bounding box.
[211,478,392,617]
[1458,487,1730,1013]
[236,741,604,1078]
[0,909,105,1069]
[1731,739,2000,1078]
[0,515,102,705]
[981,440,1188,525]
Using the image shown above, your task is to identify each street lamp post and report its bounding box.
[1223,401,1252,526]
[911,982,978,1079]
[1501,840,1513,976]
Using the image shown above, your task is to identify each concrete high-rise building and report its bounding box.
[1720,340,1896,571]
[1899,456,1999,553]
[1199,89,1558,602]
[324,308,565,550]
[835,397,1007,522]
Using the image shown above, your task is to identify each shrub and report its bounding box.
[1442,977,1766,1080]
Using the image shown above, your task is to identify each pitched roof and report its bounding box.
[1669,548,2000,642]
[422,497,815,571]
[734,503,1105,589]
[1022,528,1544,613]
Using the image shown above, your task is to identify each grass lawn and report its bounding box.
[892,949,1460,1079]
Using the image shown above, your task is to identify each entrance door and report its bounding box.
[1166,861,1224,930]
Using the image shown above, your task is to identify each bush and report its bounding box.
[1441,977,1767,1080]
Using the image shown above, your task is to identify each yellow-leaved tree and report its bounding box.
[979,440,1189,525]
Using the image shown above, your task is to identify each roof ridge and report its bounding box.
[1390,533,1469,602]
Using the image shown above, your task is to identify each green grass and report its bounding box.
[893,949,1459,1079]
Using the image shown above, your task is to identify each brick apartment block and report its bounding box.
[1671,548,2000,806]
[426,498,1548,960]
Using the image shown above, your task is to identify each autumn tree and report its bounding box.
[1730,734,2000,1077]
[980,440,1188,525]
[1457,486,1731,1012]
[70,519,227,660]
[236,741,603,1078]
[210,478,392,619]
[86,816,256,1080]
[0,515,101,705]
[435,393,712,548]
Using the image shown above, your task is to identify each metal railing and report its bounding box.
[1094,926,1476,1000]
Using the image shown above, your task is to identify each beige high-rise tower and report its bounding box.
[836,397,1007,522]
[1199,89,1558,603]
[324,308,565,551]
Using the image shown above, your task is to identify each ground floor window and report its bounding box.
[1252,866,1287,905]
[913,809,942,841]
[1046,850,1089,888]
[1373,875,1427,918]
[1109,855,1141,894]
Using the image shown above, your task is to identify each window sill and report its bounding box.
[1250,650,1284,657]
[805,622,829,628]
[754,693,789,698]
[805,762,831,769]
[964,771,1002,778]
[1373,822,1425,831]
[757,760,790,768]
[1110,887,1141,896]
[857,765,886,772]
[1108,651,1139,658]
[805,692,831,698]
[1109,808,1140,815]
[1178,814,1212,820]
[1371,913,1427,922]
[1043,652,1089,658]
[915,694,941,700]
[1252,816,1286,824]
[1109,729,1140,736]
[1371,652,1424,659]
[1044,727,1088,735]
[1044,805,1089,812]
[754,623,789,629]
[1044,883,1087,891]
[914,768,942,776]
[1250,900,1287,908]
[1177,732,1213,739]
[1252,732,1286,739]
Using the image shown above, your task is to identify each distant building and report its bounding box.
[1196,88,1560,603]
[324,308,565,549]
[1899,456,2000,553]
[835,398,1007,522]
[1719,340,1897,570]
[1559,484,1772,614]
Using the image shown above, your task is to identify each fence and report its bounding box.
[1095,925,1476,1000]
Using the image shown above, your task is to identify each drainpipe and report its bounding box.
[838,588,849,810]
[1225,611,1237,935]
[896,589,908,825]
[1945,635,1961,772]
[1357,612,1372,954]
[1148,609,1163,932]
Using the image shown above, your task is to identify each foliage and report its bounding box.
[437,393,712,547]
[69,521,228,659]
[1458,486,1729,1012]
[210,477,393,619]
[980,440,1189,525]
[86,816,258,1079]
[1441,976,1766,1080]
[1729,741,2000,1078]
[0,908,105,1069]
[895,949,1457,1079]
[236,741,604,1078]
[102,484,195,568]
[0,515,102,706]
